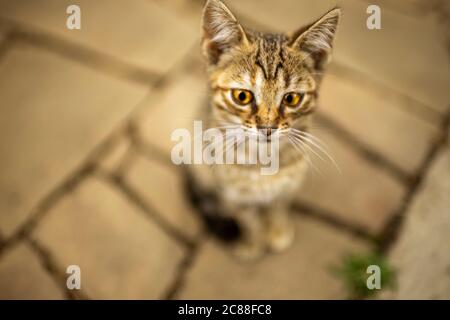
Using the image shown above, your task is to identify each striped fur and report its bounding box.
[190,0,340,258]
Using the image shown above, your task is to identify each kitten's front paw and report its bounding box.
[231,240,265,260]
[265,223,295,253]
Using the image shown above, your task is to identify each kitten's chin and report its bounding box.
[247,134,290,150]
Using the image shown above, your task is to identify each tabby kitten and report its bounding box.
[190,0,340,258]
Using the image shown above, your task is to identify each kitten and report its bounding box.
[189,0,340,259]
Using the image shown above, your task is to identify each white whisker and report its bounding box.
[287,136,321,175]
[290,134,326,163]
[289,129,341,173]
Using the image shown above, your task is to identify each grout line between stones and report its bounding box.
[0,17,160,87]
[315,113,413,185]
[94,127,137,179]
[128,121,173,169]
[0,126,123,259]
[99,170,195,250]
[327,62,444,126]
[0,28,13,63]
[377,109,450,253]
[0,41,200,261]
[292,201,374,242]
[114,141,138,179]
[162,234,204,300]
[26,237,90,300]
[0,163,94,259]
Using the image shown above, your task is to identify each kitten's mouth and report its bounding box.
[258,128,277,142]
[261,135,273,142]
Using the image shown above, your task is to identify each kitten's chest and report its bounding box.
[216,161,307,205]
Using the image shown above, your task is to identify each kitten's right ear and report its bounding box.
[201,0,248,65]
[290,8,341,69]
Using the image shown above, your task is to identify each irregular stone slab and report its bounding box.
[178,215,367,299]
[381,146,450,299]
[0,243,64,299]
[137,72,207,156]
[319,73,439,175]
[295,129,406,235]
[125,153,202,240]
[32,178,184,299]
[0,44,146,237]
[0,0,198,73]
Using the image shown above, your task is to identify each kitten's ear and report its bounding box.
[290,8,341,68]
[202,0,248,65]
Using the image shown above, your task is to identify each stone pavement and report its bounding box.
[0,0,448,299]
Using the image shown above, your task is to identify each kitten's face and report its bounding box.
[202,0,340,137]
[208,34,318,133]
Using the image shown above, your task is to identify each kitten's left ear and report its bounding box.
[201,0,249,65]
[290,8,341,68]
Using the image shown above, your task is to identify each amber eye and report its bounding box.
[283,92,303,107]
[231,89,253,106]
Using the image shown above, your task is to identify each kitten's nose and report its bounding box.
[257,125,278,136]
